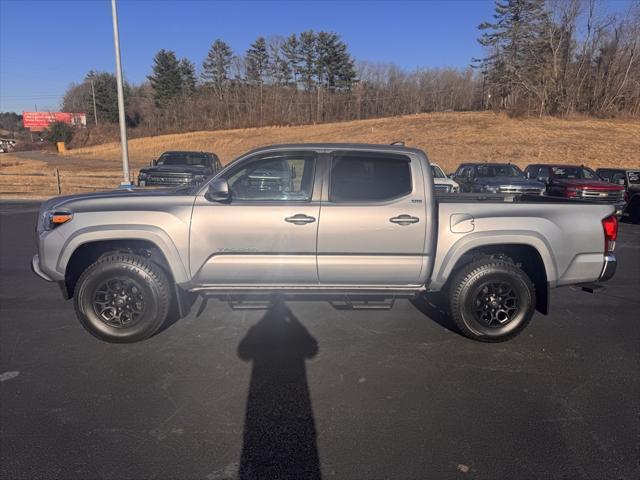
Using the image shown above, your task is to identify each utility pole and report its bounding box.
[111,0,131,186]
[90,78,98,126]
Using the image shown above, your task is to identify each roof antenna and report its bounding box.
[390,141,405,146]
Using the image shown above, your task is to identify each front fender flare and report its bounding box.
[57,225,190,284]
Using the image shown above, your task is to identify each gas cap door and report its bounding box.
[450,213,475,233]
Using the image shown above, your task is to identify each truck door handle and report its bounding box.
[285,214,316,225]
[390,214,420,225]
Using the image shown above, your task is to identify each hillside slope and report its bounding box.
[63,112,640,172]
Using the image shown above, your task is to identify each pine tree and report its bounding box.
[281,34,301,85]
[315,32,356,91]
[148,49,183,108]
[476,0,550,110]
[298,31,317,92]
[268,38,293,86]
[84,71,121,123]
[245,37,269,85]
[179,59,196,96]
[202,39,233,96]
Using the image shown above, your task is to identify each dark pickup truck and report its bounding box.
[596,168,640,223]
[138,151,221,187]
[453,163,545,194]
[525,164,625,214]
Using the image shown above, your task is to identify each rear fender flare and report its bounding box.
[433,231,557,289]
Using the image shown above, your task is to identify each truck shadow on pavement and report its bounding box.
[236,298,322,480]
[410,292,460,335]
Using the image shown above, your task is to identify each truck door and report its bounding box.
[316,150,427,285]
[190,151,320,285]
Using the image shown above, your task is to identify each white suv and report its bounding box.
[431,163,459,193]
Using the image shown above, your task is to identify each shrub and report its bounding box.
[45,121,74,144]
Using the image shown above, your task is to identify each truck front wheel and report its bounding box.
[449,258,535,342]
[73,253,171,343]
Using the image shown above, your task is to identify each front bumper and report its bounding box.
[31,254,54,282]
[599,254,617,282]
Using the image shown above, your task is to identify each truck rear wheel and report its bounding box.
[73,253,171,343]
[449,258,535,342]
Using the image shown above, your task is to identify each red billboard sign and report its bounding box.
[22,112,87,131]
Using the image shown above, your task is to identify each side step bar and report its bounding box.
[222,294,400,311]
[330,296,396,310]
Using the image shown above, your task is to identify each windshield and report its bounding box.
[551,166,597,179]
[430,165,446,179]
[476,164,524,178]
[157,152,208,166]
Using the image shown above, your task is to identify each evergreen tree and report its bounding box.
[476,0,550,109]
[148,49,183,108]
[245,37,269,85]
[202,39,233,95]
[315,32,356,90]
[298,30,317,92]
[179,59,197,96]
[268,38,293,86]
[84,71,121,123]
[281,34,301,84]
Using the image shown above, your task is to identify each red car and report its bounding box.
[525,164,626,214]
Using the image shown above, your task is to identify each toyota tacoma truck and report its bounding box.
[32,144,618,343]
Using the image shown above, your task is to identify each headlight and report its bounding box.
[452,185,459,193]
[138,172,148,180]
[44,210,73,230]
[483,185,499,193]
[193,175,205,183]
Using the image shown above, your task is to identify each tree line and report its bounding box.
[59,2,639,144]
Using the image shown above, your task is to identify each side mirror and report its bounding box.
[206,178,230,202]
[538,176,549,183]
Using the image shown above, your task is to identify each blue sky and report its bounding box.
[0,0,634,113]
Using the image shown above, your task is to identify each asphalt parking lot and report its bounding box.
[1,201,639,480]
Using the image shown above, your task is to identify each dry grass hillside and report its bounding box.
[64,111,640,172]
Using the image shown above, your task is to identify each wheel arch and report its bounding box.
[440,240,552,315]
[62,237,180,300]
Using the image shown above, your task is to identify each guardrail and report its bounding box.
[0,169,137,196]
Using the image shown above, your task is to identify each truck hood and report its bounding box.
[40,187,191,213]
[434,178,459,188]
[139,165,207,175]
[477,177,544,188]
[553,178,624,190]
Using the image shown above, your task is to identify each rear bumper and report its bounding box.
[31,254,54,282]
[599,254,617,282]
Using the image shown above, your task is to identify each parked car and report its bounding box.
[32,143,618,344]
[596,168,640,223]
[138,151,221,187]
[525,164,625,214]
[431,163,459,193]
[453,163,545,194]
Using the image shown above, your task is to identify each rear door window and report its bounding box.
[329,152,412,202]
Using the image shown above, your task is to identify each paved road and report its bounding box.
[1,202,639,480]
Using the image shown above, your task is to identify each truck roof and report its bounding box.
[242,143,428,158]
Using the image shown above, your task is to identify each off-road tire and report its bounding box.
[449,258,536,342]
[74,253,171,343]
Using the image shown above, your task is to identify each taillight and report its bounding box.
[602,215,618,253]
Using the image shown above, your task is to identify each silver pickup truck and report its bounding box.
[32,144,618,343]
